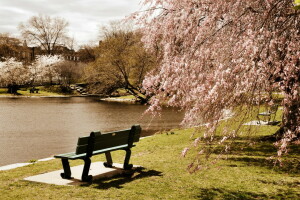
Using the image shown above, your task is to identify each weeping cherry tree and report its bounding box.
[133,0,300,171]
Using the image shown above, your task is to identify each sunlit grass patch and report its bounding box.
[116,95,136,100]
[0,87,67,97]
[17,88,65,96]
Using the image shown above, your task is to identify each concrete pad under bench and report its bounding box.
[24,162,141,186]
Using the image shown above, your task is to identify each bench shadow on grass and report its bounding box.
[196,187,300,200]
[80,167,163,189]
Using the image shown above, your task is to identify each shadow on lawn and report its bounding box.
[196,187,299,200]
[228,156,300,174]
[227,140,300,174]
[81,167,163,189]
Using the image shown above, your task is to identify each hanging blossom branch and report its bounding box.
[132,0,300,171]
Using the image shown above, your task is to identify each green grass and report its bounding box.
[116,95,136,100]
[18,89,65,97]
[115,88,129,96]
[0,87,68,97]
[113,88,146,101]
[0,88,15,96]
[1,122,299,199]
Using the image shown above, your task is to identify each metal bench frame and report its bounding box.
[257,104,279,124]
[54,125,141,182]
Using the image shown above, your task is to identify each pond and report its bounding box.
[0,97,183,166]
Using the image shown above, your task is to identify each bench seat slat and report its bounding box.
[54,144,135,160]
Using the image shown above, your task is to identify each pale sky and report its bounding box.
[0,0,142,46]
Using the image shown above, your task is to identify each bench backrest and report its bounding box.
[75,125,141,155]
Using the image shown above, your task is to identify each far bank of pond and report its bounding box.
[0,97,183,166]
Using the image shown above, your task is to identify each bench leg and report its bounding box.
[81,157,93,182]
[123,149,133,170]
[267,115,272,124]
[257,114,261,124]
[103,152,113,168]
[61,159,72,179]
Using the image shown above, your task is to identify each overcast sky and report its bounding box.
[0,0,142,46]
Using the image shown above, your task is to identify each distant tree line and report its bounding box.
[0,15,155,99]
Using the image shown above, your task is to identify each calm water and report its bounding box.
[0,97,183,166]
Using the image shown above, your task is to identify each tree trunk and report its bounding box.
[281,93,300,139]
[265,92,300,142]
[124,82,149,104]
[7,84,19,94]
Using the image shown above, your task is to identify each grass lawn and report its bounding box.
[1,120,299,199]
[116,95,136,100]
[0,87,67,97]
[113,88,146,101]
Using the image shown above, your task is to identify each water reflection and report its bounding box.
[0,97,183,166]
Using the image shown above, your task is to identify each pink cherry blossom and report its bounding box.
[133,0,300,167]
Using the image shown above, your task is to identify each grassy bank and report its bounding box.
[0,86,73,97]
[1,123,299,199]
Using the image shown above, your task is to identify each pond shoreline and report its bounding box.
[100,97,137,103]
[0,95,139,103]
[0,94,137,100]
[0,94,103,98]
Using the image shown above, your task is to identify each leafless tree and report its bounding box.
[0,33,22,60]
[19,14,70,55]
[77,44,96,63]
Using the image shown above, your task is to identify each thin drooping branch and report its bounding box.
[134,0,300,168]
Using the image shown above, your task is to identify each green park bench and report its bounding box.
[257,104,279,124]
[54,125,141,182]
[29,87,39,93]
